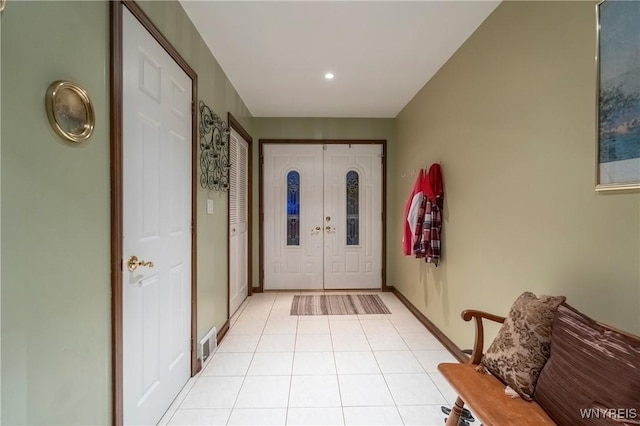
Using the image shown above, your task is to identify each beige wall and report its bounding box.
[1,2,111,424]
[391,0,640,352]
[136,1,252,340]
[252,118,395,289]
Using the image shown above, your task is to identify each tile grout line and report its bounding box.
[425,372,452,410]
[328,315,347,426]
[284,291,299,426]
[167,341,219,424]
[225,293,274,424]
[358,313,405,425]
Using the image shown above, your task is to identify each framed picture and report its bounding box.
[595,1,640,191]
[45,81,95,143]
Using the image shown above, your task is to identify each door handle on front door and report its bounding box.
[126,255,155,272]
[311,226,322,235]
[325,226,335,233]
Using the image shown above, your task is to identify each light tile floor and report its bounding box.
[159,291,460,426]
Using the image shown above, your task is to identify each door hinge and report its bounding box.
[192,101,196,115]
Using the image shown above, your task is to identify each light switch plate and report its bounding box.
[207,199,214,214]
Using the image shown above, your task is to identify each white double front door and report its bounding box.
[263,144,383,290]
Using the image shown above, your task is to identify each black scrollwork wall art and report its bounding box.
[199,101,231,191]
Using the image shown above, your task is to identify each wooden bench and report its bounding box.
[438,310,555,426]
[438,306,640,426]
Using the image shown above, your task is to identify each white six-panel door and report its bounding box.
[122,8,192,425]
[229,128,249,315]
[263,144,382,290]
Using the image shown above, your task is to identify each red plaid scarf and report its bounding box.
[413,196,443,265]
[412,163,443,266]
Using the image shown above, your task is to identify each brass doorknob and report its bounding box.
[127,255,155,272]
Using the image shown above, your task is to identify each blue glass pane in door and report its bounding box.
[287,171,300,246]
[346,171,359,245]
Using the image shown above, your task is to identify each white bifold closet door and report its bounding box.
[229,128,249,315]
[263,143,382,290]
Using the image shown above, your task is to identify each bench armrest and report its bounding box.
[461,310,506,365]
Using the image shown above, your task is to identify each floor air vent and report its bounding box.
[199,327,217,363]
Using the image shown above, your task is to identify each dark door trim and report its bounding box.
[110,2,199,424]
[258,139,388,293]
[227,114,254,320]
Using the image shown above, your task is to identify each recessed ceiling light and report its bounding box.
[325,72,334,80]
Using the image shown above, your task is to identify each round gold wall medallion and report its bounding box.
[45,81,95,143]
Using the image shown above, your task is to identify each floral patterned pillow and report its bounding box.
[480,292,565,400]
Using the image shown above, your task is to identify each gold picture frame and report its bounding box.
[45,81,95,143]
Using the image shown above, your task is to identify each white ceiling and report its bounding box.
[180,1,500,118]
